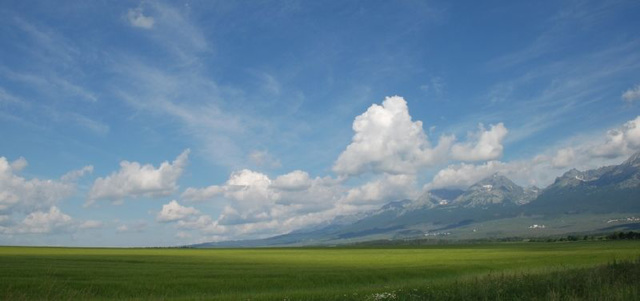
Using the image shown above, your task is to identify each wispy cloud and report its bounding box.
[476,40,640,146]
[622,84,640,103]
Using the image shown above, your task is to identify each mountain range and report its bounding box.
[194,152,640,247]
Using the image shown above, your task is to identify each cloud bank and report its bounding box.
[427,115,640,190]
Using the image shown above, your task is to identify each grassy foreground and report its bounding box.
[0,241,639,300]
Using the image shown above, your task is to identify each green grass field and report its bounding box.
[1,241,639,300]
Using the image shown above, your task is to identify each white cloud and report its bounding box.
[341,173,418,206]
[181,185,224,202]
[61,165,94,182]
[0,206,72,234]
[622,84,640,103]
[451,123,508,161]
[427,115,640,190]
[333,96,451,176]
[87,149,190,205]
[271,170,312,191]
[156,200,200,222]
[127,8,155,29]
[177,215,214,231]
[223,169,274,211]
[173,96,516,240]
[177,166,424,240]
[9,157,27,171]
[591,116,640,158]
[427,161,509,190]
[178,169,348,239]
[0,156,89,213]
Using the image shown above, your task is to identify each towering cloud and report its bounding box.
[333,96,451,176]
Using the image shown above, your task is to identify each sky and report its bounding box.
[1,0,640,247]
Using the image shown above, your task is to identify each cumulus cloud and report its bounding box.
[179,170,277,231]
[176,214,214,231]
[127,8,155,29]
[271,170,312,191]
[176,166,425,240]
[174,96,515,240]
[427,115,640,190]
[182,169,281,203]
[9,157,27,171]
[333,96,452,176]
[177,169,351,239]
[622,84,640,103]
[0,206,72,234]
[451,123,508,161]
[156,200,200,222]
[0,156,90,213]
[341,174,418,206]
[181,185,224,202]
[427,161,510,190]
[223,169,273,209]
[591,116,640,158]
[87,149,190,205]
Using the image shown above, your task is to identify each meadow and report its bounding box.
[1,241,639,300]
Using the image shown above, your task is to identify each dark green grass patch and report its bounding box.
[365,258,640,301]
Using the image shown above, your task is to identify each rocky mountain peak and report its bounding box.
[622,151,640,167]
[470,173,519,192]
[453,174,531,207]
[562,168,582,178]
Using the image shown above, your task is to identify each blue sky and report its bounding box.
[1,0,639,246]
